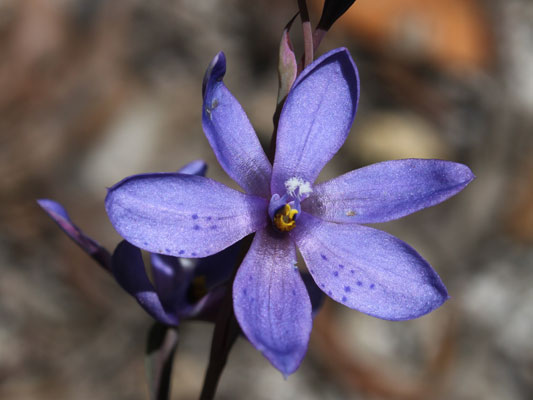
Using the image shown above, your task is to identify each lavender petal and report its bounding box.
[271,48,359,195]
[105,173,267,258]
[292,213,448,320]
[202,52,272,197]
[37,199,111,270]
[112,241,179,326]
[304,159,475,224]
[233,228,312,376]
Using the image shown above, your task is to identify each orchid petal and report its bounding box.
[111,241,178,326]
[292,213,448,320]
[271,48,359,195]
[304,159,475,223]
[301,272,325,316]
[37,199,111,270]
[202,52,272,197]
[194,239,242,290]
[105,173,267,258]
[233,228,312,376]
[150,254,193,315]
[177,159,207,176]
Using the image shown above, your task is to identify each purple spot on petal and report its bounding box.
[333,271,339,277]
[370,284,375,289]
[191,252,197,256]
[206,216,212,221]
[350,269,355,274]
[327,290,332,296]
[193,224,200,230]
[357,281,363,286]
[341,296,347,302]
[321,254,328,261]
[192,214,198,220]
[243,288,247,296]
[165,248,171,253]
[292,289,296,296]
[210,225,217,230]
[178,250,185,255]
[344,286,351,292]
[338,264,345,269]
[143,241,148,246]
[320,283,325,288]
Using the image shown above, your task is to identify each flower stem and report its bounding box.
[269,106,282,163]
[198,235,253,400]
[145,323,179,400]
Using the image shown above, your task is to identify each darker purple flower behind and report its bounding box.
[38,161,235,326]
[105,48,474,376]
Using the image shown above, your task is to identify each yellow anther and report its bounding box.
[274,204,298,232]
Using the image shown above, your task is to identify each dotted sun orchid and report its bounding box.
[105,48,474,376]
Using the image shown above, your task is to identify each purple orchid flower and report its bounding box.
[111,238,238,325]
[38,160,237,325]
[105,48,474,376]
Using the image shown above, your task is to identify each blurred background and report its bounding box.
[1,0,532,399]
